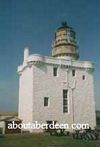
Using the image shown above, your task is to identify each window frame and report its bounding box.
[53,67,58,77]
[63,89,68,113]
[72,69,75,77]
[44,97,49,107]
[82,75,86,80]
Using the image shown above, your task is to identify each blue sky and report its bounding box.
[0,0,100,112]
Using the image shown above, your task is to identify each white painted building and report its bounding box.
[18,22,96,132]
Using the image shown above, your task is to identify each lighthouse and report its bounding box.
[18,22,96,132]
[52,22,79,60]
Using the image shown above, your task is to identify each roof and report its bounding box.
[0,116,22,121]
[57,22,73,31]
[0,112,18,116]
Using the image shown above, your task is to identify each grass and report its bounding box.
[0,133,100,147]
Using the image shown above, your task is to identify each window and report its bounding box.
[72,69,75,76]
[70,30,75,39]
[44,97,49,106]
[63,89,68,113]
[53,67,58,76]
[82,75,85,80]
[63,89,68,98]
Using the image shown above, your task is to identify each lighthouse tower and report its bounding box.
[18,22,96,132]
[52,22,79,60]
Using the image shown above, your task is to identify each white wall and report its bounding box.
[32,62,96,131]
[18,65,33,132]
[18,55,96,132]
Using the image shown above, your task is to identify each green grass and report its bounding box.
[0,133,100,147]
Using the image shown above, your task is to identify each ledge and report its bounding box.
[17,54,94,74]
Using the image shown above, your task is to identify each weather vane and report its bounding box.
[61,21,67,27]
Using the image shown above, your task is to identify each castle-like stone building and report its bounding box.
[18,22,96,132]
